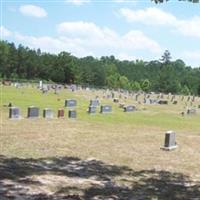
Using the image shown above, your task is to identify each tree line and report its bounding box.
[0,40,200,95]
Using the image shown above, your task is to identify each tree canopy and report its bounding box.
[0,40,200,95]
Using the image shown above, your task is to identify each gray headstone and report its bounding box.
[187,108,196,115]
[27,106,39,118]
[90,99,99,107]
[68,110,77,118]
[124,105,136,112]
[65,99,77,107]
[162,131,177,150]
[43,108,53,119]
[100,105,112,113]
[9,107,20,119]
[88,106,96,114]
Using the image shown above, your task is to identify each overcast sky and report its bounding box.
[1,0,200,67]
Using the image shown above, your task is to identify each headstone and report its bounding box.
[68,110,77,118]
[158,100,168,105]
[90,99,99,107]
[27,106,39,118]
[162,131,177,150]
[65,99,77,107]
[187,108,196,115]
[9,107,20,119]
[88,106,96,114]
[57,109,64,118]
[43,108,53,119]
[124,105,136,112]
[100,105,112,113]
[113,98,119,103]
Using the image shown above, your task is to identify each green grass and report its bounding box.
[2,86,200,133]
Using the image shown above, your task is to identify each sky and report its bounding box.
[1,0,200,67]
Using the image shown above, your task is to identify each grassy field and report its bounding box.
[1,85,200,199]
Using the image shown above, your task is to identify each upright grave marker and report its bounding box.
[100,105,112,114]
[124,105,136,112]
[27,106,39,118]
[43,108,53,119]
[65,99,77,107]
[9,107,20,119]
[161,130,177,150]
[58,109,64,118]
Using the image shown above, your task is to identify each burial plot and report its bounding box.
[57,109,64,118]
[161,131,177,150]
[27,106,39,118]
[43,108,53,119]
[68,110,77,118]
[88,106,96,114]
[65,99,77,107]
[9,107,20,119]
[124,105,136,112]
[100,105,112,114]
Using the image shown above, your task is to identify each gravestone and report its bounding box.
[68,110,77,118]
[27,106,39,118]
[57,109,64,118]
[124,105,136,112]
[65,99,77,107]
[88,106,96,114]
[90,99,99,107]
[113,98,119,103]
[158,100,168,105]
[162,131,177,150]
[100,105,112,113]
[43,108,53,119]
[9,107,20,119]
[187,108,196,115]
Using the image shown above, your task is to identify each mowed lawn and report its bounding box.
[1,85,200,199]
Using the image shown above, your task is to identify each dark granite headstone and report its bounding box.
[65,99,77,107]
[9,107,20,119]
[158,100,168,105]
[100,105,112,113]
[27,106,39,118]
[43,108,53,119]
[58,109,64,118]
[124,105,136,112]
[68,110,77,118]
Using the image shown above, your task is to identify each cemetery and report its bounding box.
[1,84,200,199]
[1,0,200,198]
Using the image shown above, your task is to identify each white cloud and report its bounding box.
[120,7,176,26]
[0,26,12,38]
[65,0,91,6]
[10,21,161,59]
[19,5,47,18]
[119,7,200,38]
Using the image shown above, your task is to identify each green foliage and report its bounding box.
[0,41,200,95]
